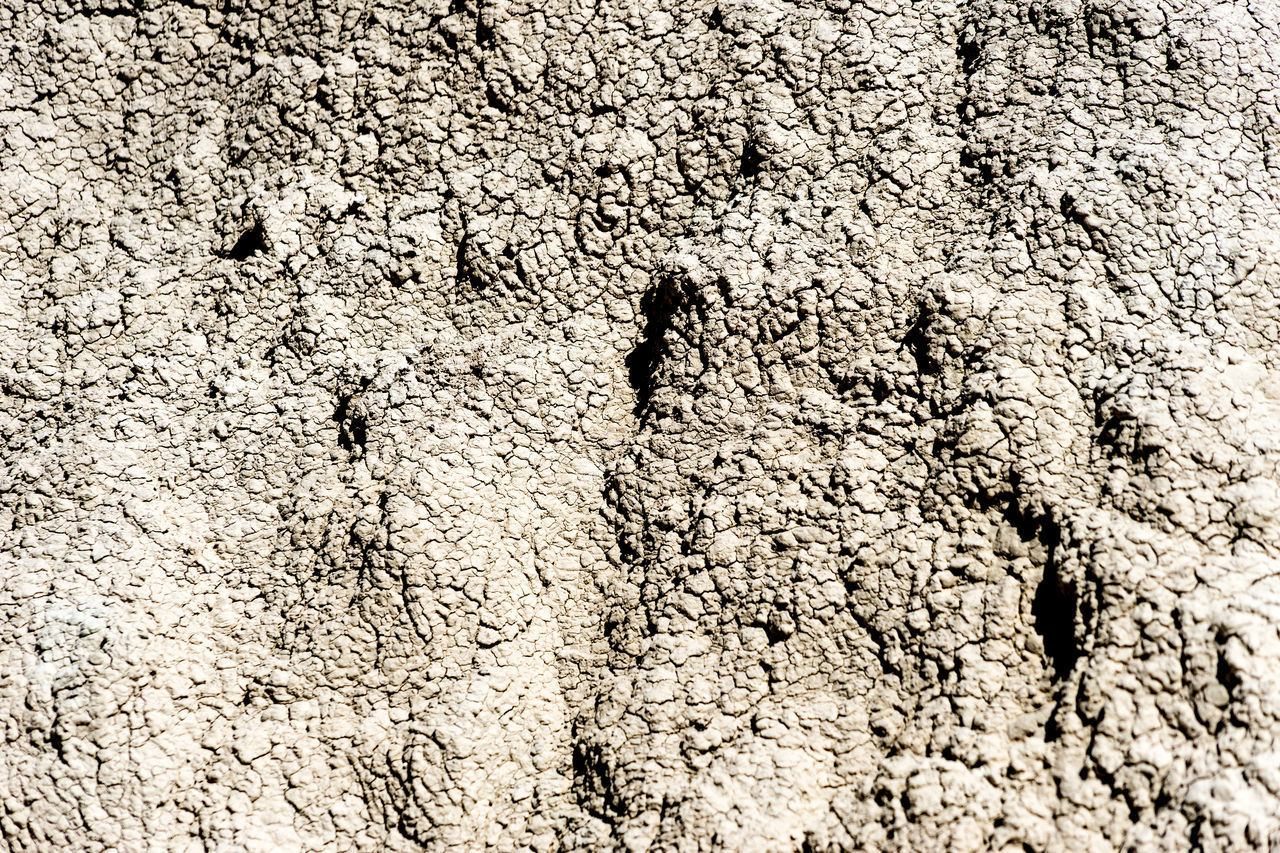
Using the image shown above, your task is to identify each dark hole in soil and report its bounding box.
[626,277,684,416]
[226,221,267,260]
[1032,525,1079,681]
[740,138,764,179]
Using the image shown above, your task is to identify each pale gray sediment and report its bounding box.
[4,1,1280,850]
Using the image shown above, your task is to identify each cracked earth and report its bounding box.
[5,0,1280,850]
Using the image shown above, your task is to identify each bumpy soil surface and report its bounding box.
[5,0,1280,850]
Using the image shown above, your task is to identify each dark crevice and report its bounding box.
[485,84,507,112]
[903,309,940,376]
[1032,522,1079,682]
[626,276,685,417]
[225,220,267,260]
[455,233,481,290]
[1215,632,1240,697]
[740,138,764,179]
[957,30,980,75]
[333,392,368,453]
[571,733,628,822]
[48,728,64,760]
[1004,501,1044,543]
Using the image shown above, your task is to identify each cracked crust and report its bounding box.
[3,0,1280,850]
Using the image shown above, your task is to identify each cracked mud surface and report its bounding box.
[5,0,1280,850]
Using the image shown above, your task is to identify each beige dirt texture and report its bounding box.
[5,0,1280,851]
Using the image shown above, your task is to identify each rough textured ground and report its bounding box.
[4,0,1280,850]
